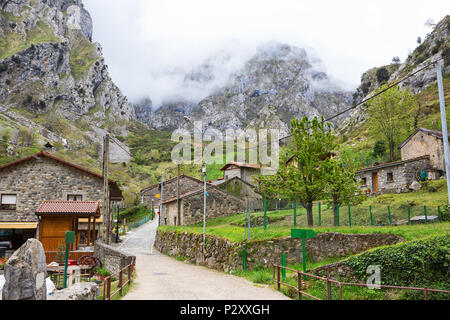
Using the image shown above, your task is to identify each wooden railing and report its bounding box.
[102,257,136,300]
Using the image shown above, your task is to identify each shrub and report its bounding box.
[347,235,450,289]
[376,67,390,85]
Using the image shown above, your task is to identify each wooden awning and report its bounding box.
[0,222,38,229]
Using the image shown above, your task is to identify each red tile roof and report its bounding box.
[36,201,100,217]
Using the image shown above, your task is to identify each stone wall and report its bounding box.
[218,177,262,205]
[0,155,105,223]
[356,156,432,194]
[155,230,404,272]
[48,283,99,300]
[94,241,135,275]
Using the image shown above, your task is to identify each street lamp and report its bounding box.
[184,116,207,247]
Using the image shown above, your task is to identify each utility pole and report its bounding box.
[437,61,450,206]
[177,164,181,226]
[159,175,163,226]
[102,134,110,244]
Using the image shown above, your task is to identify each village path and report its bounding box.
[116,219,290,300]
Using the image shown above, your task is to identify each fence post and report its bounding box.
[408,206,411,225]
[243,250,247,271]
[424,205,428,223]
[388,206,392,225]
[107,276,111,300]
[326,279,332,300]
[424,287,428,300]
[294,201,297,226]
[348,205,352,227]
[318,202,322,227]
[264,198,267,230]
[370,205,374,226]
[119,269,123,296]
[281,253,286,281]
[128,264,132,287]
[438,206,442,222]
[298,271,303,300]
[337,204,340,227]
[277,265,281,290]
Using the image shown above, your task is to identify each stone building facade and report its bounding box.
[0,152,122,250]
[161,186,247,226]
[399,128,448,175]
[215,177,263,209]
[220,162,274,185]
[140,175,205,208]
[356,155,432,194]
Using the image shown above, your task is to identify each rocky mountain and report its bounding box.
[135,42,354,137]
[339,15,450,136]
[0,0,133,162]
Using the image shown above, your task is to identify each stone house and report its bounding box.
[399,128,448,177]
[220,162,275,185]
[355,128,448,195]
[140,175,205,209]
[141,174,247,226]
[212,177,263,210]
[0,151,123,251]
[355,156,432,194]
[161,186,247,226]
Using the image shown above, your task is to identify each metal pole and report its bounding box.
[318,202,322,227]
[281,253,286,281]
[247,200,251,239]
[348,205,352,227]
[294,200,297,226]
[388,206,392,225]
[63,242,69,288]
[370,205,374,226]
[203,155,207,247]
[115,206,119,243]
[437,61,450,207]
[177,164,181,226]
[159,175,163,227]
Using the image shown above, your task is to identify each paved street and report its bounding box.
[117,219,290,300]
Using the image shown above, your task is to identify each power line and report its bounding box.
[277,55,446,143]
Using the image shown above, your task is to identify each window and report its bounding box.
[1,194,17,210]
[387,172,394,182]
[361,178,367,186]
[67,194,83,201]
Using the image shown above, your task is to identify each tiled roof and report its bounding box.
[36,201,100,216]
[355,155,430,173]
[220,162,265,171]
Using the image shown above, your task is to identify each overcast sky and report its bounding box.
[83,0,449,107]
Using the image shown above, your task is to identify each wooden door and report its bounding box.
[372,172,378,193]
[39,217,73,252]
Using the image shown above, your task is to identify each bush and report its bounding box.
[376,67,390,85]
[347,235,450,290]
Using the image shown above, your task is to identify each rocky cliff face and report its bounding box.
[339,15,450,135]
[0,0,132,162]
[136,42,353,137]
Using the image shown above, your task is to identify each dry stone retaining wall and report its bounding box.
[94,241,135,275]
[155,230,403,272]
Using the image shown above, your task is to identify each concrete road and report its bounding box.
[118,219,290,300]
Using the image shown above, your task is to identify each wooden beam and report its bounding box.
[87,216,91,247]
[93,216,96,246]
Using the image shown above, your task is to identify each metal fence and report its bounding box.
[273,264,450,300]
[127,214,153,230]
[246,199,448,228]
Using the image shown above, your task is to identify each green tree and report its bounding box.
[376,67,390,84]
[372,140,386,159]
[366,85,418,162]
[324,160,365,226]
[257,116,336,226]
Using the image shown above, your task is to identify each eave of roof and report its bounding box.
[140,174,209,193]
[398,128,449,149]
